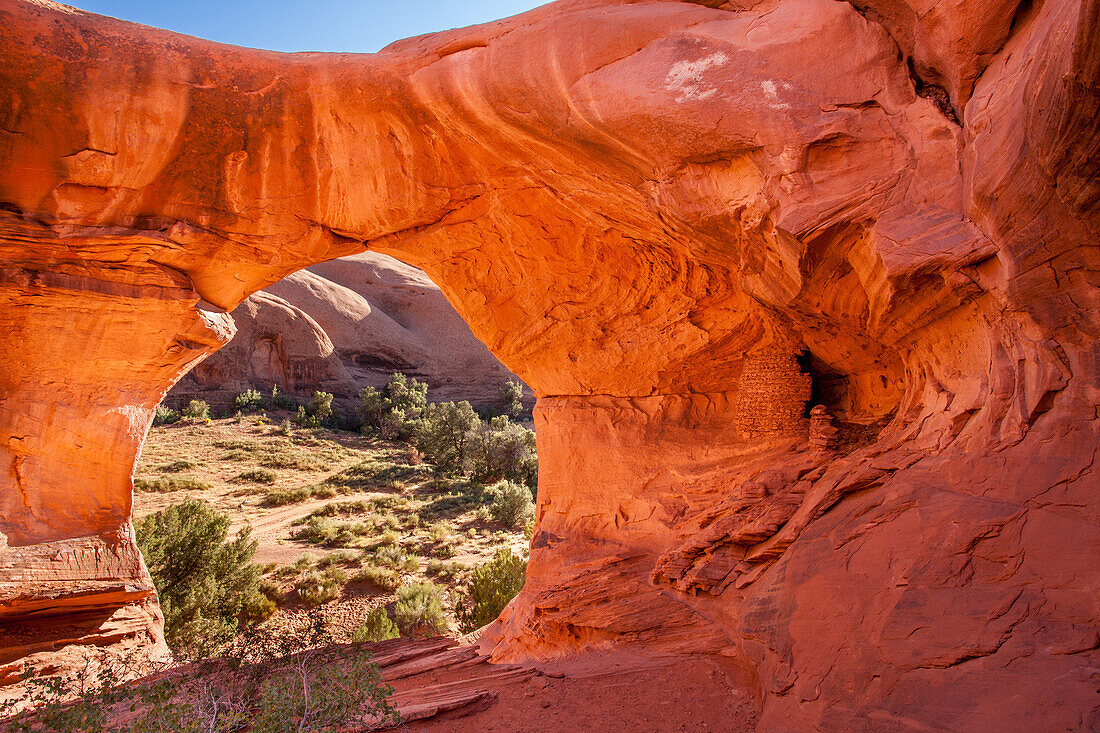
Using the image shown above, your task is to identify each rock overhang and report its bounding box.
[0,0,1096,728]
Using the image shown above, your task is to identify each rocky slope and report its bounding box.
[169,251,522,411]
[0,0,1096,729]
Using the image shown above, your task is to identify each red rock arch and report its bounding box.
[0,0,1096,727]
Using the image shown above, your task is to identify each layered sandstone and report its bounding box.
[169,251,523,411]
[0,0,1096,729]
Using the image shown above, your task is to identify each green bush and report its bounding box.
[133,476,211,493]
[296,516,339,545]
[294,391,335,428]
[358,373,428,439]
[0,645,398,733]
[353,564,401,591]
[372,545,418,572]
[233,468,277,484]
[263,488,311,506]
[416,400,481,475]
[473,415,538,488]
[431,543,458,559]
[252,649,399,732]
[270,385,297,410]
[499,379,524,418]
[241,592,277,627]
[234,386,265,411]
[261,452,328,471]
[321,459,429,492]
[393,582,447,636]
[135,498,266,656]
[456,548,527,633]
[152,403,180,426]
[488,479,535,528]
[352,607,400,643]
[318,550,360,568]
[154,459,195,473]
[295,568,343,606]
[182,399,211,420]
[427,522,451,543]
[374,529,400,547]
[422,483,486,519]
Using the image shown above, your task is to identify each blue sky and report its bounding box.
[65,1,551,53]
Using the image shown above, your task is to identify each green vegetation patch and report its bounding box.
[134,476,211,493]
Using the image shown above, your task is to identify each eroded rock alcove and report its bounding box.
[0,0,1096,728]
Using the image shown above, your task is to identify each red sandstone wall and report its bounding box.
[0,0,1096,728]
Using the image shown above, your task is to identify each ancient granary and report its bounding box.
[0,0,1097,729]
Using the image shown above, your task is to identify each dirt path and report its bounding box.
[230,491,384,565]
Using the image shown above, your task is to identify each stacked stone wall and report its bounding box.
[734,345,812,438]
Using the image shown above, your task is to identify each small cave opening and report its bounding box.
[797,350,850,419]
[796,350,896,452]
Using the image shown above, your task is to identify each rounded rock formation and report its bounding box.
[169,251,524,411]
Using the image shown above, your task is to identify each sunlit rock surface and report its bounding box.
[0,0,1096,728]
[169,251,522,411]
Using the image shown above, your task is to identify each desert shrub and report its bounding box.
[290,553,320,572]
[261,452,328,471]
[318,550,360,568]
[353,564,401,591]
[456,548,527,633]
[294,391,334,427]
[498,379,524,418]
[241,592,277,627]
[152,403,180,426]
[270,384,297,410]
[416,400,480,475]
[374,512,400,531]
[295,517,370,547]
[487,479,535,528]
[472,415,538,489]
[358,373,429,439]
[0,643,398,733]
[233,468,277,484]
[182,399,211,420]
[373,545,418,572]
[295,568,344,606]
[312,486,338,499]
[263,488,311,506]
[427,522,451,543]
[133,476,211,493]
[234,386,265,411]
[309,500,369,518]
[439,562,471,582]
[252,648,399,732]
[135,498,266,656]
[321,459,429,492]
[422,483,486,518]
[431,543,458,559]
[373,529,400,548]
[154,459,195,473]
[393,582,447,636]
[352,607,400,643]
[296,517,339,545]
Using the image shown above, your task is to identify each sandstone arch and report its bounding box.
[0,0,1097,728]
